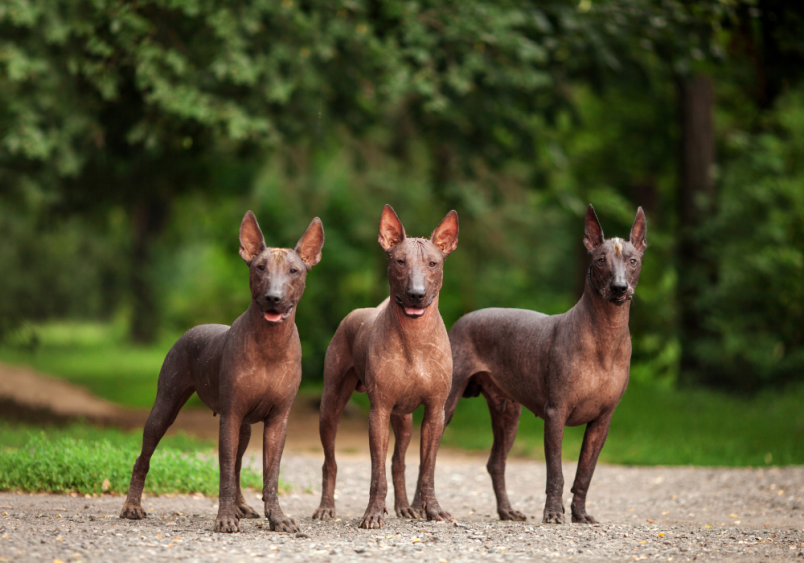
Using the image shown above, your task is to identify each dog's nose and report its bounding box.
[407,287,426,303]
[610,283,628,296]
[265,292,283,305]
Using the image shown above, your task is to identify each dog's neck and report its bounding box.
[242,302,297,352]
[578,274,631,334]
[383,294,443,344]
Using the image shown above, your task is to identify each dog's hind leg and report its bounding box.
[391,413,418,518]
[313,331,358,520]
[234,423,260,519]
[120,353,194,520]
[570,411,612,524]
[482,381,525,521]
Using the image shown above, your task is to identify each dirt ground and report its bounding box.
[1,455,803,562]
[1,364,803,561]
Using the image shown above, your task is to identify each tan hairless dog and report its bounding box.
[120,211,324,533]
[312,205,458,529]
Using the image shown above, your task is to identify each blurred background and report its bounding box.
[1,0,803,469]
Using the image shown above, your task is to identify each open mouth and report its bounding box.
[395,296,429,318]
[611,294,630,305]
[263,308,292,324]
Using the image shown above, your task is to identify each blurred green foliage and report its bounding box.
[0,0,803,393]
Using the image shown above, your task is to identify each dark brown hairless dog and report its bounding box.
[444,204,647,524]
[120,211,324,533]
[312,204,458,529]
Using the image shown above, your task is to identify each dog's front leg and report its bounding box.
[359,405,391,529]
[570,412,612,524]
[215,414,243,533]
[417,405,454,522]
[262,411,299,532]
[542,403,567,524]
[391,413,419,518]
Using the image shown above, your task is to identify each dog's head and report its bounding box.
[378,204,459,319]
[583,204,647,306]
[239,211,324,325]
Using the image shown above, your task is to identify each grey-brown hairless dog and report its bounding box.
[120,211,324,533]
[444,204,647,524]
[312,204,458,529]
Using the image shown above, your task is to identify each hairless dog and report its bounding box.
[120,211,324,533]
[312,204,458,529]
[444,205,647,524]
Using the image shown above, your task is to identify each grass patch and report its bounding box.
[442,382,804,467]
[0,422,288,496]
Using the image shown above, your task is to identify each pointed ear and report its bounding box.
[294,217,325,269]
[239,210,266,262]
[629,207,648,254]
[378,204,406,252]
[430,210,459,256]
[583,204,605,252]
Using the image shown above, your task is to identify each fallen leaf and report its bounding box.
[647,519,655,523]
[657,532,665,537]
[705,525,713,529]
[412,537,421,543]
[729,514,739,518]
[54,559,65,563]
[101,479,111,492]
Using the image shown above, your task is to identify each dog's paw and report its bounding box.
[395,505,420,519]
[269,514,299,533]
[571,512,597,524]
[236,503,260,519]
[358,508,386,529]
[498,508,527,521]
[311,506,335,520]
[119,504,147,520]
[214,514,240,533]
[423,502,455,523]
[542,508,565,524]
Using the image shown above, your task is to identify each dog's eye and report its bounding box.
[630,259,637,266]
[597,257,606,266]
[289,268,298,274]
[397,259,405,266]
[257,264,266,271]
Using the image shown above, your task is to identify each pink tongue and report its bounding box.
[405,307,425,317]
[263,312,283,323]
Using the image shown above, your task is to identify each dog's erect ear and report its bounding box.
[239,210,266,262]
[295,217,325,269]
[629,206,648,254]
[583,204,605,252]
[430,210,459,257]
[378,204,406,252]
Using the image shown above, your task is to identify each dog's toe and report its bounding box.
[571,513,597,524]
[499,508,527,522]
[119,505,147,520]
[214,515,240,533]
[358,512,385,529]
[396,506,420,519]
[312,507,335,520]
[542,510,565,524]
[236,503,260,519]
[270,516,299,533]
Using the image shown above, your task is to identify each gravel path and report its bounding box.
[1,453,802,562]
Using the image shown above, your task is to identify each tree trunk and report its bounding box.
[130,198,168,344]
[677,73,716,386]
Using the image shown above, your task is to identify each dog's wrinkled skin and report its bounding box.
[120,211,324,533]
[444,205,647,524]
[312,205,458,529]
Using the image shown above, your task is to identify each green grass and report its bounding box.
[0,422,287,496]
[442,382,804,467]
